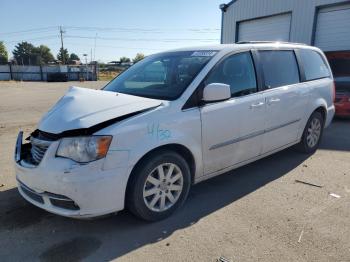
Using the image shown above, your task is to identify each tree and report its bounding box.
[12,42,54,65]
[133,53,145,63]
[68,53,80,64]
[0,41,8,64]
[33,45,54,64]
[12,41,36,65]
[57,47,69,64]
[120,56,131,63]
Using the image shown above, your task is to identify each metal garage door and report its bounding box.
[237,13,291,42]
[314,4,350,51]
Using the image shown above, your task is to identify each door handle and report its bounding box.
[250,102,264,109]
[267,98,280,105]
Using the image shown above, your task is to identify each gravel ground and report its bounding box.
[0,81,349,262]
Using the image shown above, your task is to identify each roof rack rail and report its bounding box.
[236,41,307,45]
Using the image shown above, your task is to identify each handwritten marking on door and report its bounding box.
[147,123,171,141]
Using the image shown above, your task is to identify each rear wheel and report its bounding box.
[126,150,191,221]
[297,111,324,153]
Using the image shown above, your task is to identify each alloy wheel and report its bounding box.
[143,163,184,212]
[306,117,322,148]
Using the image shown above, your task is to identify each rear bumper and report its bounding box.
[325,105,335,127]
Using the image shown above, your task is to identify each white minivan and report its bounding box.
[15,42,335,221]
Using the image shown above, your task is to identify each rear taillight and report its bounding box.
[332,81,336,103]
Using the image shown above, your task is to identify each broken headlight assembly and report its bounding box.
[56,136,112,163]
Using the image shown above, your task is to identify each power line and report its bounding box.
[65,35,219,42]
[64,41,163,51]
[0,26,57,36]
[1,26,220,46]
[3,35,59,44]
[65,26,220,33]
[3,34,219,45]
[0,25,220,37]
[2,25,220,62]
[0,29,58,39]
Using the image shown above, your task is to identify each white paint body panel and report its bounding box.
[201,93,265,174]
[202,83,231,102]
[39,86,162,134]
[15,43,335,218]
[262,82,310,153]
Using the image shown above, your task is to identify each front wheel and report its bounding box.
[297,111,324,154]
[126,150,191,221]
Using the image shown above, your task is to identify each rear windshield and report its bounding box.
[103,51,217,100]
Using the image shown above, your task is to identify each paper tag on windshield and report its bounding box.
[191,51,217,57]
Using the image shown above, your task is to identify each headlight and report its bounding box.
[56,136,112,163]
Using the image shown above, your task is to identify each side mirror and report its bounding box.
[202,83,231,102]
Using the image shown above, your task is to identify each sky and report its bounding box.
[0,0,224,63]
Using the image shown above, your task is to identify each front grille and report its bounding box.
[30,137,52,165]
[334,97,342,103]
[25,130,58,165]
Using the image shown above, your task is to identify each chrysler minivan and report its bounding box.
[15,42,335,221]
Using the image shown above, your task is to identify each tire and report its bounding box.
[126,150,191,221]
[297,111,324,154]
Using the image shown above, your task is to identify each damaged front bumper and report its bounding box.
[14,131,130,218]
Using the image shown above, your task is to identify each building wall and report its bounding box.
[222,0,348,44]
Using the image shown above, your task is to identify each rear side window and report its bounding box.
[259,50,300,88]
[299,49,330,81]
[205,52,257,97]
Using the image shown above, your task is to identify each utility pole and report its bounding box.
[59,26,65,64]
[93,33,97,61]
[83,54,88,80]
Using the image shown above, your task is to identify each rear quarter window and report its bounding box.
[299,49,331,81]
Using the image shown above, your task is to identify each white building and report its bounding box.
[220,0,350,79]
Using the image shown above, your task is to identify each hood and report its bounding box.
[38,86,162,134]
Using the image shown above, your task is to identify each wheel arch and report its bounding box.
[125,143,196,204]
[307,97,328,126]
[314,106,326,125]
[297,98,328,142]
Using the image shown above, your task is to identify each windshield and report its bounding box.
[103,50,217,100]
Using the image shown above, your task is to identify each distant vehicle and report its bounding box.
[15,42,335,221]
[326,51,350,117]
